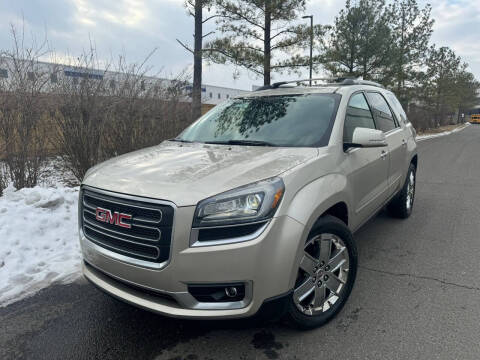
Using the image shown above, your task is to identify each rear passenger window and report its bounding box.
[366,92,397,132]
[344,93,376,143]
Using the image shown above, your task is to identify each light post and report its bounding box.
[302,15,313,86]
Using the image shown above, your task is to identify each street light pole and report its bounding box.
[302,15,313,86]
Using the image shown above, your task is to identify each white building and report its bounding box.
[0,57,249,105]
[185,84,248,105]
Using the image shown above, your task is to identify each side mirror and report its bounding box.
[344,127,387,150]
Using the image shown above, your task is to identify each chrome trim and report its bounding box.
[83,216,161,242]
[83,190,163,224]
[178,281,253,310]
[189,221,269,247]
[384,127,403,137]
[83,203,161,233]
[80,185,176,270]
[81,229,169,269]
[83,222,160,259]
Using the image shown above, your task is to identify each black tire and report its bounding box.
[285,215,358,330]
[387,163,416,219]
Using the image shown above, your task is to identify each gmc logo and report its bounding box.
[95,207,132,229]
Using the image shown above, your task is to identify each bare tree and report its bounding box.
[52,47,110,181]
[52,47,191,182]
[102,55,190,158]
[0,24,50,189]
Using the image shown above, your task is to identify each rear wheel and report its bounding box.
[285,215,357,329]
[387,163,416,218]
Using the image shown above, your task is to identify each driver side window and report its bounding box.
[344,93,376,143]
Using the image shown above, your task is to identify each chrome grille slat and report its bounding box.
[84,223,160,257]
[84,227,160,260]
[83,193,162,224]
[82,205,160,233]
[83,217,161,243]
[80,187,174,264]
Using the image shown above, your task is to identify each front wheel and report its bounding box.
[285,215,358,329]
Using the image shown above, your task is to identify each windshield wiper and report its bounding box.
[169,138,194,143]
[204,139,276,147]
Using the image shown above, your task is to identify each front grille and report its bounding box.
[80,187,174,264]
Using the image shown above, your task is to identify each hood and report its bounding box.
[83,141,318,206]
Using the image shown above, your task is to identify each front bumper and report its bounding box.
[80,206,304,319]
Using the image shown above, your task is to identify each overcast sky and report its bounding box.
[0,0,478,90]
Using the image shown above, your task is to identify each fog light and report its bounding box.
[188,283,245,302]
[225,286,238,298]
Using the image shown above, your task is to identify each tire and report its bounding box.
[387,163,416,219]
[285,215,358,330]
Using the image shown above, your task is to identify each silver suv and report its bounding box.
[79,78,417,329]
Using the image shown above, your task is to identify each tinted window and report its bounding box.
[344,93,376,143]
[178,94,341,147]
[366,92,397,132]
[386,92,408,124]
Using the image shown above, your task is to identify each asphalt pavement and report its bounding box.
[2,125,480,360]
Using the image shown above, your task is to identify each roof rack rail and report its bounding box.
[254,77,384,91]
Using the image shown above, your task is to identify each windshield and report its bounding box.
[177,93,341,147]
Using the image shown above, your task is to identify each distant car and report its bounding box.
[470,114,480,124]
[79,78,418,329]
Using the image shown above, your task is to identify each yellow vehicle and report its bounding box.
[471,114,480,124]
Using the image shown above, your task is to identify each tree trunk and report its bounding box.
[263,2,271,86]
[192,0,203,121]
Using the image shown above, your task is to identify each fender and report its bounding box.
[281,173,351,289]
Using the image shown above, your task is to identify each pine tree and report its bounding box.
[389,0,434,101]
[323,0,393,81]
[204,0,307,86]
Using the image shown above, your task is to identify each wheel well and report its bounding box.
[322,202,348,226]
[411,155,418,169]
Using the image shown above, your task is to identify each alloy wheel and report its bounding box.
[406,171,415,210]
[293,233,350,316]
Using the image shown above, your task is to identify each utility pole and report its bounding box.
[302,15,313,86]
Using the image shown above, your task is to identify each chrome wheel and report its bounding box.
[406,171,415,210]
[293,233,350,316]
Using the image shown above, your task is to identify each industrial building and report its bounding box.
[0,57,248,106]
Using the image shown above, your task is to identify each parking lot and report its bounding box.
[2,126,480,360]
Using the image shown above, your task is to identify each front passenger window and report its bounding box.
[366,92,397,132]
[344,93,376,143]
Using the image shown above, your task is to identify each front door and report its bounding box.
[341,92,390,229]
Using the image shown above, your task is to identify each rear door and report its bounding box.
[365,92,407,197]
[342,92,390,229]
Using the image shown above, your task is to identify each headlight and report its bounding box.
[193,177,285,227]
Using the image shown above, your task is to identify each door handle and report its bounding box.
[402,139,407,147]
[381,150,388,160]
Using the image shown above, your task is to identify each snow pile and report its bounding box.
[0,185,81,306]
[416,123,470,141]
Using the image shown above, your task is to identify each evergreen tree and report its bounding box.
[418,46,479,126]
[205,0,308,86]
[389,0,434,101]
[323,0,393,81]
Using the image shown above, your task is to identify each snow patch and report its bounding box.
[0,185,81,306]
[416,123,470,141]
